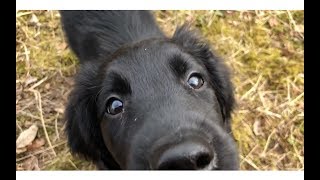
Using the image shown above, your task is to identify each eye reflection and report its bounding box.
[187,74,204,89]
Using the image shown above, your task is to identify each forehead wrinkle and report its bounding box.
[103,41,206,100]
[116,44,179,96]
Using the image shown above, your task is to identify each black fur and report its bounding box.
[60,10,238,170]
[60,11,164,63]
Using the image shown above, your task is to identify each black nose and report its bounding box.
[155,141,214,170]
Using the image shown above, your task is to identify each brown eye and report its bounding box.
[187,74,204,89]
[106,98,123,115]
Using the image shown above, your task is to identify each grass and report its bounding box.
[16,10,304,170]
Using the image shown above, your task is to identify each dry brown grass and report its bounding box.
[16,10,304,170]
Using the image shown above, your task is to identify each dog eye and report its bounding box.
[187,74,204,89]
[106,98,124,115]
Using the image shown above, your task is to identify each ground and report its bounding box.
[16,10,304,170]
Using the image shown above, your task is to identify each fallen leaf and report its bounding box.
[16,124,38,149]
[241,12,253,22]
[295,24,304,33]
[186,15,194,23]
[270,143,285,154]
[27,138,46,151]
[54,108,64,114]
[57,42,68,50]
[232,21,239,26]
[253,119,264,136]
[30,14,39,23]
[16,147,27,154]
[45,83,51,90]
[64,77,74,86]
[268,17,279,27]
[23,156,40,170]
[55,13,61,18]
[24,76,38,87]
[34,165,40,170]
[16,164,24,171]
[271,41,281,49]
[29,14,41,27]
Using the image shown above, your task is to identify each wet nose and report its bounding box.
[154,141,214,170]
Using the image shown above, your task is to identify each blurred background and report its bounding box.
[16,10,304,170]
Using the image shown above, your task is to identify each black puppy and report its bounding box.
[60,10,238,170]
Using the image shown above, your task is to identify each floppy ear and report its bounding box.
[60,11,164,63]
[65,62,119,169]
[171,24,235,132]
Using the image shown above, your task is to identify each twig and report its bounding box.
[68,159,79,170]
[16,39,31,76]
[28,76,48,90]
[241,74,262,100]
[16,110,41,120]
[55,113,60,140]
[287,11,304,39]
[288,92,304,106]
[279,92,304,108]
[16,123,23,133]
[262,129,276,155]
[16,101,36,113]
[16,11,33,17]
[290,126,304,167]
[240,144,259,166]
[258,91,268,109]
[287,79,291,101]
[256,108,282,119]
[16,141,66,162]
[239,154,260,170]
[28,89,56,157]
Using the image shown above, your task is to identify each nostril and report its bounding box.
[154,141,214,170]
[196,153,212,168]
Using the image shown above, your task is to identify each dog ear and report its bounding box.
[172,24,235,132]
[60,11,102,62]
[65,62,119,169]
[60,11,164,63]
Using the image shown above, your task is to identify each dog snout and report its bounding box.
[151,140,214,170]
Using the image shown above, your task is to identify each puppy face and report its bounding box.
[65,26,238,170]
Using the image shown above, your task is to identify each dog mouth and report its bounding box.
[137,129,221,170]
[102,122,238,170]
[104,132,236,170]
